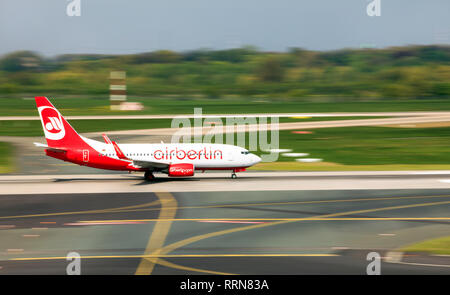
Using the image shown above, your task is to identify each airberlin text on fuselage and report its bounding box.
[154,147,223,161]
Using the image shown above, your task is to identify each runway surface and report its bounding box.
[2,171,450,194]
[0,172,449,274]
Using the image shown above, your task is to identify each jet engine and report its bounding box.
[168,163,195,177]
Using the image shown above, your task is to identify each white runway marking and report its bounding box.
[282,153,309,157]
[296,158,322,163]
[412,171,450,175]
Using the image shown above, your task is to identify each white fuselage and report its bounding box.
[84,137,261,170]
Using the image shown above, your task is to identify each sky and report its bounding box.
[0,0,449,56]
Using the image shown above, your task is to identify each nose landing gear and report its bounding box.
[231,170,237,179]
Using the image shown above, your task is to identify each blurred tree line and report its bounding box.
[0,45,449,98]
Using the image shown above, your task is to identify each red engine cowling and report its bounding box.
[168,163,195,177]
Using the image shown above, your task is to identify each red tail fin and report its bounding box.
[35,96,85,148]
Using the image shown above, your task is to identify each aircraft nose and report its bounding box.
[251,154,261,164]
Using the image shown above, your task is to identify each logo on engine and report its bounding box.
[168,164,195,176]
[38,106,66,140]
[170,167,192,174]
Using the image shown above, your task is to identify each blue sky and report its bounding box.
[0,0,449,56]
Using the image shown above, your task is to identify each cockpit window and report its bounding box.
[241,151,250,155]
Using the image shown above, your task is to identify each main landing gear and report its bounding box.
[231,171,237,179]
[144,170,155,181]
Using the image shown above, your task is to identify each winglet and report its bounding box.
[102,134,112,144]
[111,141,129,160]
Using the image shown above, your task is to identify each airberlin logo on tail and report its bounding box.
[46,117,63,131]
[38,106,66,140]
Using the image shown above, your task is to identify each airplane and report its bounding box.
[34,96,261,180]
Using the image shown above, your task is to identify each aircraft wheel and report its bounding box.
[144,171,154,181]
[231,173,237,179]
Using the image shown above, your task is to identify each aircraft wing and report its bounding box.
[131,159,170,169]
[106,137,171,169]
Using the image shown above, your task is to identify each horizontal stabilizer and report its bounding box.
[33,142,66,153]
[33,142,48,148]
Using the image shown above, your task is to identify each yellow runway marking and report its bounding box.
[150,199,450,274]
[11,253,336,261]
[2,194,450,274]
[0,199,160,220]
[79,217,450,223]
[1,194,449,220]
[135,192,177,275]
[153,258,234,275]
[9,253,337,275]
[85,194,450,215]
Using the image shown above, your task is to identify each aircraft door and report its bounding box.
[227,150,236,162]
[82,149,89,162]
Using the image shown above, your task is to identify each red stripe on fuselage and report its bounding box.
[47,146,140,171]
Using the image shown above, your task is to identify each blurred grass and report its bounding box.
[0,116,387,137]
[1,97,450,116]
[265,127,450,165]
[0,119,174,136]
[1,124,450,172]
[199,126,450,166]
[0,142,14,173]
[400,236,450,255]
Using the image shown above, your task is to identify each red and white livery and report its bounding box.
[34,97,261,180]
